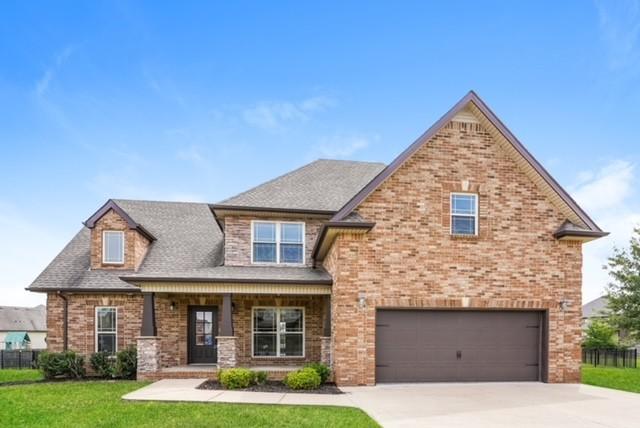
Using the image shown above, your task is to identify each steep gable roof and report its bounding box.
[213,159,386,214]
[331,91,606,237]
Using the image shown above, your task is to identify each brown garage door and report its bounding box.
[376,310,542,383]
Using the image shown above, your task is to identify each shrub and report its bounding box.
[90,352,116,378]
[284,367,321,390]
[304,362,331,384]
[218,368,255,389]
[254,371,268,385]
[116,346,137,379]
[38,351,86,380]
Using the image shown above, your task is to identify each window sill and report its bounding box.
[250,262,307,268]
[450,234,480,241]
[251,355,306,359]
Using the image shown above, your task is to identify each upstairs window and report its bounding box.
[96,307,117,353]
[252,221,304,264]
[103,231,125,264]
[451,193,478,235]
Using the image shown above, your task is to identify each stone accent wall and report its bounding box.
[323,120,583,386]
[89,209,150,270]
[137,337,161,374]
[224,216,323,267]
[46,292,143,357]
[216,336,237,368]
[320,336,332,367]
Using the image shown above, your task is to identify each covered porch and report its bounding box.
[134,282,332,380]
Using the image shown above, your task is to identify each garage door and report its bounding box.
[376,310,542,382]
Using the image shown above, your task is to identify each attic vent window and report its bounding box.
[451,193,478,235]
[103,231,125,264]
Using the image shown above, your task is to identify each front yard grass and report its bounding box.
[0,381,378,427]
[582,364,640,393]
[0,369,43,384]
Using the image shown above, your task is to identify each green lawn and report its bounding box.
[582,365,640,393]
[0,381,378,428]
[0,369,43,384]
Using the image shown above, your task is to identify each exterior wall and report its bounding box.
[153,294,323,368]
[323,120,583,386]
[90,209,150,270]
[224,216,323,267]
[46,293,143,358]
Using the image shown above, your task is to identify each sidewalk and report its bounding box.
[122,379,356,407]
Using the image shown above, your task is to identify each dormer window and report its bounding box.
[252,221,304,264]
[451,193,478,235]
[103,231,125,264]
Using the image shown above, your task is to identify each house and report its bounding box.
[582,296,610,329]
[27,91,607,386]
[0,305,47,350]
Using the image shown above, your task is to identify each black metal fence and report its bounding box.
[0,350,43,369]
[582,348,637,368]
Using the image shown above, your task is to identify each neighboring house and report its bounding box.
[582,296,610,329]
[0,305,47,350]
[27,92,607,386]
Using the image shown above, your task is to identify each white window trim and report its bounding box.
[450,193,479,236]
[102,230,125,264]
[250,221,305,265]
[251,306,305,358]
[95,306,118,353]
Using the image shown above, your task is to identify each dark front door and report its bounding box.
[375,310,543,383]
[188,306,218,364]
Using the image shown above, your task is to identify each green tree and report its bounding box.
[583,319,617,349]
[605,227,640,342]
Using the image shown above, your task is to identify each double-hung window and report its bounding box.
[96,307,117,353]
[451,193,478,235]
[103,231,124,264]
[252,307,304,357]
[252,222,304,264]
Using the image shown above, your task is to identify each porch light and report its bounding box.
[170,301,176,311]
[358,292,366,309]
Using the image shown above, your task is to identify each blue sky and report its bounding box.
[1,1,639,306]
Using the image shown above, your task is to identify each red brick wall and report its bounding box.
[224,216,323,267]
[323,120,583,385]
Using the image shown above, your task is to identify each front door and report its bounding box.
[188,306,218,364]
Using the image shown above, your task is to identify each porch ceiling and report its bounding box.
[136,282,332,295]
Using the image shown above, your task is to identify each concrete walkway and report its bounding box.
[122,379,356,407]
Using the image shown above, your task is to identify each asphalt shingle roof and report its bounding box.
[216,159,385,212]
[582,296,610,319]
[0,305,46,331]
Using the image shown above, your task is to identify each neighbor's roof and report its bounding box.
[213,159,386,213]
[28,199,330,291]
[0,305,46,331]
[583,296,610,319]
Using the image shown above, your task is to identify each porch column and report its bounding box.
[216,293,237,368]
[321,295,332,367]
[137,292,160,379]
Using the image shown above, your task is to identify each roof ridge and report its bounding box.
[113,198,209,206]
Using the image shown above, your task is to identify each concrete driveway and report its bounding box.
[341,382,640,428]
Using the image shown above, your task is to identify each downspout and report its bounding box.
[57,291,68,351]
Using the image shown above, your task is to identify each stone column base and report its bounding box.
[137,336,161,377]
[216,336,237,368]
[320,336,332,367]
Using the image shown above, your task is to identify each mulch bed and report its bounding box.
[197,380,343,394]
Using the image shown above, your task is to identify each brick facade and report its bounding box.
[323,119,583,386]
[224,216,323,267]
[89,209,150,270]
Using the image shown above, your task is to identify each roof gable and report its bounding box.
[84,199,156,241]
[331,91,605,236]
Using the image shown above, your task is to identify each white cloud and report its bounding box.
[570,159,640,303]
[34,45,75,97]
[242,96,335,131]
[595,0,640,71]
[177,145,207,166]
[313,134,376,159]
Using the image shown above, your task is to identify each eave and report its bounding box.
[83,199,157,242]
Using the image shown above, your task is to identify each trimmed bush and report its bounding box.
[116,346,137,380]
[304,362,331,384]
[90,352,116,378]
[254,371,268,385]
[284,367,321,390]
[218,368,255,389]
[38,351,86,380]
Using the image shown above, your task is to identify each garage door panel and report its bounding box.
[376,310,542,383]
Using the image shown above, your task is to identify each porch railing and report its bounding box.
[582,348,637,368]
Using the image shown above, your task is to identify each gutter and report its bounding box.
[311,221,375,266]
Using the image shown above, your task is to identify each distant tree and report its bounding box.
[582,319,617,349]
[605,227,640,342]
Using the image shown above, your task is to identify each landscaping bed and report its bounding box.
[198,379,343,394]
